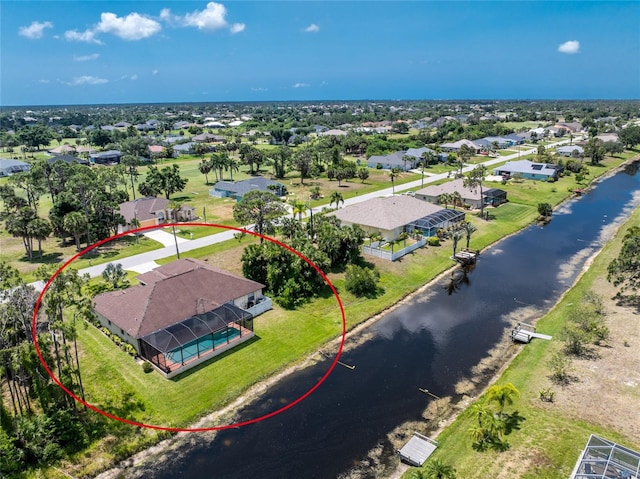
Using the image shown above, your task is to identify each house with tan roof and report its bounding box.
[415,178,507,209]
[118,197,195,233]
[93,258,271,377]
[328,195,465,242]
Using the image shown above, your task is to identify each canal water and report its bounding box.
[138,162,640,479]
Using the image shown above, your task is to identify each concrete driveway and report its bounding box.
[143,229,190,247]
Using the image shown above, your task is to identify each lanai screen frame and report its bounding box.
[406,209,465,237]
[570,434,640,479]
[139,303,254,373]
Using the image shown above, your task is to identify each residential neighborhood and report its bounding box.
[1,98,639,479]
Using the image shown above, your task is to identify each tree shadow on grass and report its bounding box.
[19,251,64,265]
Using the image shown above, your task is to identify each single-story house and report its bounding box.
[93,258,271,377]
[440,139,482,154]
[556,145,584,157]
[328,195,465,241]
[172,142,197,155]
[596,133,619,143]
[415,178,507,209]
[118,197,195,233]
[0,158,31,176]
[493,160,561,181]
[90,150,123,165]
[405,147,438,162]
[48,144,78,155]
[47,154,89,166]
[210,177,286,201]
[148,145,166,155]
[193,133,225,143]
[367,151,416,171]
[173,121,192,130]
[319,129,348,136]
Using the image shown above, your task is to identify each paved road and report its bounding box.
[31,139,572,288]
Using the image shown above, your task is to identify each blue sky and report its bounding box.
[2,1,639,106]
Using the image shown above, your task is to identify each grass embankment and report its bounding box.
[401,175,640,479]
[37,152,636,478]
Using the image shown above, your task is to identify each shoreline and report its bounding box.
[95,159,637,479]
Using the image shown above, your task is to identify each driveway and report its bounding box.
[143,229,190,247]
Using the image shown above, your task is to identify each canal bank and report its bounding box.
[95,159,640,479]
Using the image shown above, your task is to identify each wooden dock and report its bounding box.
[452,249,479,265]
[511,322,553,344]
[398,433,438,467]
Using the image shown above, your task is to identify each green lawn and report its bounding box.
[402,205,640,479]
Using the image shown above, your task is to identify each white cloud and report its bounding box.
[152,69,159,75]
[251,87,268,92]
[74,53,100,62]
[184,2,229,30]
[19,21,53,39]
[130,74,138,81]
[68,75,108,86]
[165,2,244,33]
[304,24,319,33]
[230,23,245,34]
[39,79,50,84]
[558,40,580,54]
[96,12,161,40]
[64,29,103,44]
[293,82,310,88]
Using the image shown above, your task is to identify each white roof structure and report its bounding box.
[398,433,438,467]
[570,435,640,479]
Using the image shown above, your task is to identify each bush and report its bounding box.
[427,236,440,246]
[345,265,380,297]
[142,362,154,374]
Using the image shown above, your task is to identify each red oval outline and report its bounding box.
[32,222,346,432]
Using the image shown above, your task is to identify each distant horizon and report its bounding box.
[3,97,639,111]
[2,2,638,106]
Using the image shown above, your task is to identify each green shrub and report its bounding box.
[345,264,380,297]
[142,362,154,374]
[427,236,440,246]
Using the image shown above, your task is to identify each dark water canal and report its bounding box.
[143,162,640,479]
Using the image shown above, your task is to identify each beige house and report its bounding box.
[329,195,465,241]
[414,178,506,209]
[118,197,195,233]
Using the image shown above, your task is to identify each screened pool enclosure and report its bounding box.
[405,208,466,237]
[570,435,640,479]
[139,303,254,375]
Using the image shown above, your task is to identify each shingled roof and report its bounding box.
[329,195,445,231]
[93,259,264,338]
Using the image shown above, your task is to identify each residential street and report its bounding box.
[33,139,572,289]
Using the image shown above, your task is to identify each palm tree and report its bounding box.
[450,191,462,210]
[289,199,307,220]
[452,229,463,257]
[457,144,473,177]
[485,383,520,417]
[102,263,128,289]
[63,211,87,251]
[389,167,401,194]
[423,458,457,479]
[464,165,488,219]
[199,158,213,184]
[461,221,477,249]
[330,191,344,209]
[402,154,413,172]
[398,231,409,248]
[225,155,240,181]
[27,217,52,257]
[439,192,452,209]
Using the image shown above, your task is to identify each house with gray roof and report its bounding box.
[556,145,584,157]
[440,139,482,153]
[210,177,286,201]
[47,154,89,166]
[0,159,31,176]
[328,195,465,242]
[493,160,561,181]
[415,178,507,209]
[90,150,123,165]
[367,151,415,171]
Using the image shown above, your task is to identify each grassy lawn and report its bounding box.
[402,203,640,479]
[31,148,638,477]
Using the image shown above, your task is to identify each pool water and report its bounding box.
[166,328,241,364]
